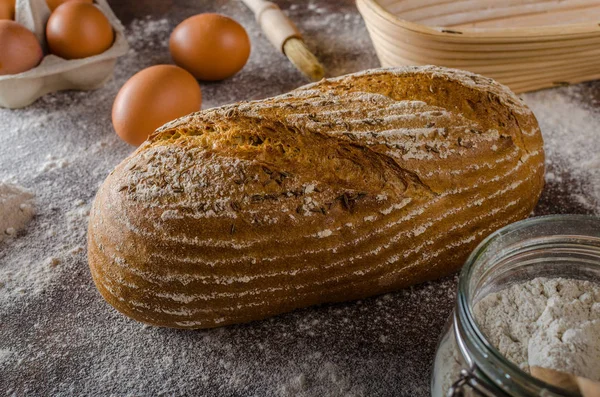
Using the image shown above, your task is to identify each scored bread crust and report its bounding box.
[88,66,544,329]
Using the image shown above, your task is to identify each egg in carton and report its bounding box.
[0,0,128,108]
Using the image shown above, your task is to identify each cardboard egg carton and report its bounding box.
[0,0,128,108]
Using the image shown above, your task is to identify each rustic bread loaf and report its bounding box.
[88,66,545,329]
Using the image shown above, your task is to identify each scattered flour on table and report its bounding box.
[0,182,35,242]
[0,349,15,365]
[475,277,600,381]
[39,154,69,173]
[0,198,89,300]
[278,357,364,397]
[523,86,600,214]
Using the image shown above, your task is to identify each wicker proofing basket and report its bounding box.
[357,0,600,93]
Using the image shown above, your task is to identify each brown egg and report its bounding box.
[112,65,202,146]
[46,2,114,60]
[169,13,251,81]
[46,0,92,11]
[0,20,43,75]
[0,0,15,20]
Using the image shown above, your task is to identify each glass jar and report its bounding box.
[431,214,600,396]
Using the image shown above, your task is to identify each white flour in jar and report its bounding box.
[435,277,600,395]
[474,277,600,381]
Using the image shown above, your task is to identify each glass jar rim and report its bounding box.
[456,214,600,395]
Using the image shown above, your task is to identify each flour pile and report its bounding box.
[475,277,600,381]
[0,182,35,242]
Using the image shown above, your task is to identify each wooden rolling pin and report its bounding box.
[531,367,600,397]
[241,0,324,81]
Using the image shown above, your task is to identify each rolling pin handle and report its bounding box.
[242,0,301,53]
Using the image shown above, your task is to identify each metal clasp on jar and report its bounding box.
[448,315,500,397]
[447,365,499,396]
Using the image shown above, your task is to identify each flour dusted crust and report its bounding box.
[88,66,544,328]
